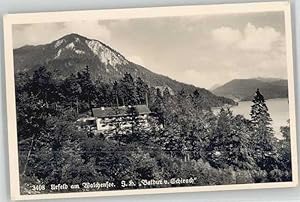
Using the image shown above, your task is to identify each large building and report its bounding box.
[92,105,152,132]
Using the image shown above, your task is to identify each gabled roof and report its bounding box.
[92,105,151,118]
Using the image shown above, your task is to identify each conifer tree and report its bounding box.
[31,66,58,105]
[151,88,165,126]
[112,81,120,107]
[77,66,96,114]
[250,89,273,134]
[207,108,233,168]
[119,73,138,105]
[62,73,82,113]
[95,80,112,107]
[250,89,278,172]
[228,115,256,170]
[136,77,149,105]
[278,121,292,181]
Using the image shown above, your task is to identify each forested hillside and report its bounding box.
[213,78,288,101]
[16,66,292,194]
[14,33,235,108]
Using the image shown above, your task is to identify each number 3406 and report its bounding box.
[32,184,45,191]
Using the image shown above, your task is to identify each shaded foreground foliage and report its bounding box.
[16,67,292,194]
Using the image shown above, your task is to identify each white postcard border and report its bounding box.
[3,1,298,200]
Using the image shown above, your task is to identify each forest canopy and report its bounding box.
[15,66,292,194]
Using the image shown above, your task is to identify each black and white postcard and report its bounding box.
[3,1,298,200]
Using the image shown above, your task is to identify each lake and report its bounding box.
[213,98,289,139]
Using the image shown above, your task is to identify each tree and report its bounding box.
[250,89,278,172]
[16,69,60,177]
[77,66,96,114]
[31,66,58,106]
[62,73,82,113]
[228,115,256,170]
[277,120,292,181]
[119,73,138,105]
[151,88,165,126]
[112,81,121,107]
[126,106,140,135]
[205,108,256,171]
[207,108,233,168]
[95,80,113,107]
[136,77,149,105]
[163,87,171,99]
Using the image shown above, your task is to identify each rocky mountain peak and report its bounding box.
[51,33,129,68]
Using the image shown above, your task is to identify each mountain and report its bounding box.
[255,77,283,82]
[212,78,288,101]
[13,33,235,107]
[209,84,221,91]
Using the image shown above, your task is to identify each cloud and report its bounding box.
[212,26,242,46]
[211,23,283,52]
[209,22,287,86]
[12,14,287,89]
[13,21,111,48]
[239,23,282,51]
[63,21,111,43]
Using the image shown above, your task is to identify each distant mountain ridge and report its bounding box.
[13,33,235,107]
[209,84,221,91]
[212,78,288,101]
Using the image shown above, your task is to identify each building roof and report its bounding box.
[92,105,151,118]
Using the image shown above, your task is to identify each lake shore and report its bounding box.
[212,98,289,139]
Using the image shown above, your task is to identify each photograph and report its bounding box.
[3,1,298,200]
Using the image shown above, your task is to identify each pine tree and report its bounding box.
[207,108,233,168]
[112,81,120,107]
[250,89,278,172]
[95,80,113,107]
[119,73,138,105]
[206,108,256,170]
[31,66,58,105]
[250,89,273,134]
[136,77,149,105]
[228,115,256,170]
[278,120,292,181]
[162,87,176,122]
[151,88,165,126]
[77,66,96,114]
[62,73,82,113]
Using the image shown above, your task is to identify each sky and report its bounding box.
[13,11,287,89]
